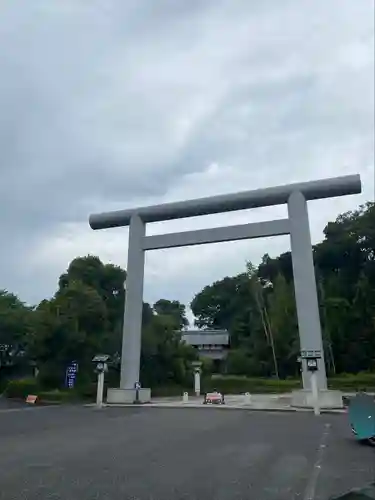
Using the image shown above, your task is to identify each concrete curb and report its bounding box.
[87,403,346,414]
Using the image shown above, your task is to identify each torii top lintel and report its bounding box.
[89,174,361,230]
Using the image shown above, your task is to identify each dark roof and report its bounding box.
[182,329,229,335]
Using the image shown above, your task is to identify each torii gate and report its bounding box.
[89,174,361,405]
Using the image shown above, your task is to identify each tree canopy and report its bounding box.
[0,202,374,389]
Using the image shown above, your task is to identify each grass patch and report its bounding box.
[328,372,375,392]
[37,389,80,403]
[203,375,301,394]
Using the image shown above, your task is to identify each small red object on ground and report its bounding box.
[26,394,38,404]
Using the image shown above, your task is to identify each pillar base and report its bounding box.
[291,389,343,409]
[107,388,151,404]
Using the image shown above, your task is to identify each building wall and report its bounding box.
[181,330,229,347]
[181,330,230,362]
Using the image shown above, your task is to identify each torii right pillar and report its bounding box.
[288,191,342,408]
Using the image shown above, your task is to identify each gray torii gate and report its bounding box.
[89,174,361,401]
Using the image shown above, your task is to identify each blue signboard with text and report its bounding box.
[65,361,79,389]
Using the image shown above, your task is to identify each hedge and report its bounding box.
[146,379,303,397]
[203,376,302,394]
[151,385,194,397]
[328,372,375,392]
[3,378,93,403]
[0,378,9,394]
[4,378,39,399]
[201,373,375,394]
[37,389,79,403]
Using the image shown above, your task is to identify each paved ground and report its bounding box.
[145,393,341,412]
[0,396,28,409]
[1,405,374,500]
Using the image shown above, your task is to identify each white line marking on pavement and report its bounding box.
[303,423,331,500]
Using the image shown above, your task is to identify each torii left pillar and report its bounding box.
[120,214,145,390]
[108,214,151,403]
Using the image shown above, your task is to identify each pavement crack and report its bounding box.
[303,423,331,500]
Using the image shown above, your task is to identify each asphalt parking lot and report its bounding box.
[0,404,374,500]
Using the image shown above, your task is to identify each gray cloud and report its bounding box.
[0,0,373,309]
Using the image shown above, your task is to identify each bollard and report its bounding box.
[182,392,189,403]
[244,392,251,405]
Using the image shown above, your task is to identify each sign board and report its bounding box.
[93,354,110,363]
[307,358,318,371]
[300,350,321,359]
[134,382,141,390]
[65,361,79,389]
[26,394,38,404]
[70,361,78,372]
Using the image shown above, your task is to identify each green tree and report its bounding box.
[267,274,299,378]
[140,313,196,387]
[0,290,33,377]
[246,261,279,378]
[27,255,197,390]
[315,202,375,373]
[58,255,126,336]
[190,273,256,346]
[257,252,293,286]
[29,280,109,387]
[226,350,262,377]
[153,299,188,330]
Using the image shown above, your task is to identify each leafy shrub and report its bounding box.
[76,382,97,399]
[77,382,111,400]
[38,389,78,403]
[202,375,302,394]
[36,363,66,390]
[4,378,39,399]
[105,368,120,388]
[328,372,375,392]
[0,378,9,394]
[201,373,375,394]
[151,385,192,397]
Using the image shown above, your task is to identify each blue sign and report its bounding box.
[65,361,79,389]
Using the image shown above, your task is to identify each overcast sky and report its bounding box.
[1,1,374,320]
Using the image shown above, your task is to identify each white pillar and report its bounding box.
[120,214,146,389]
[96,371,105,408]
[288,191,327,391]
